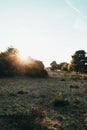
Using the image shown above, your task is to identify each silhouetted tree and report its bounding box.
[0,47,19,76]
[70,50,87,73]
[50,61,59,70]
[0,47,48,77]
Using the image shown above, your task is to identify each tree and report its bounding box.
[6,47,18,56]
[0,47,19,76]
[70,50,87,73]
[0,47,48,77]
[50,61,59,70]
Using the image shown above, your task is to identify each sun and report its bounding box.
[17,48,37,65]
[19,53,36,67]
[18,49,29,63]
[19,53,28,61]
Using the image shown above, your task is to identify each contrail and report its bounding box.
[64,0,80,14]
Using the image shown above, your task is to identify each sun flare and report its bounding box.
[19,53,28,61]
[17,51,29,65]
[18,51,34,65]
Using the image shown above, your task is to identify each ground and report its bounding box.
[0,70,87,130]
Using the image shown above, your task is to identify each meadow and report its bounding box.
[0,70,87,130]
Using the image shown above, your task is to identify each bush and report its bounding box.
[60,62,69,71]
[25,59,48,77]
[52,92,69,107]
[50,61,59,71]
[0,47,48,78]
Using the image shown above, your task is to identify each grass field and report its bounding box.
[0,70,87,130]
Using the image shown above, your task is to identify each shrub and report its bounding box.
[61,62,69,71]
[0,47,48,78]
[50,61,59,71]
[52,92,69,107]
[25,57,48,77]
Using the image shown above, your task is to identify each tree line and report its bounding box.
[0,47,87,77]
[50,50,87,73]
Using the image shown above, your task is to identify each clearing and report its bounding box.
[0,70,87,130]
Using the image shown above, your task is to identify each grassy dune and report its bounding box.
[0,71,87,130]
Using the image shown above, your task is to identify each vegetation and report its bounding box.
[59,62,69,71]
[0,71,87,130]
[50,50,87,74]
[70,50,87,73]
[50,61,69,71]
[0,47,48,77]
[52,92,69,107]
[0,47,87,129]
[0,47,19,76]
[50,61,59,70]
[0,47,87,75]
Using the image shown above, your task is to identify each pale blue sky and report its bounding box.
[0,0,87,66]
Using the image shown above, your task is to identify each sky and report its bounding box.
[0,0,87,66]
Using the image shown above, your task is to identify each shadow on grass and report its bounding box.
[0,115,44,130]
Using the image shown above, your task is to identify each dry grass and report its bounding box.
[0,70,87,130]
